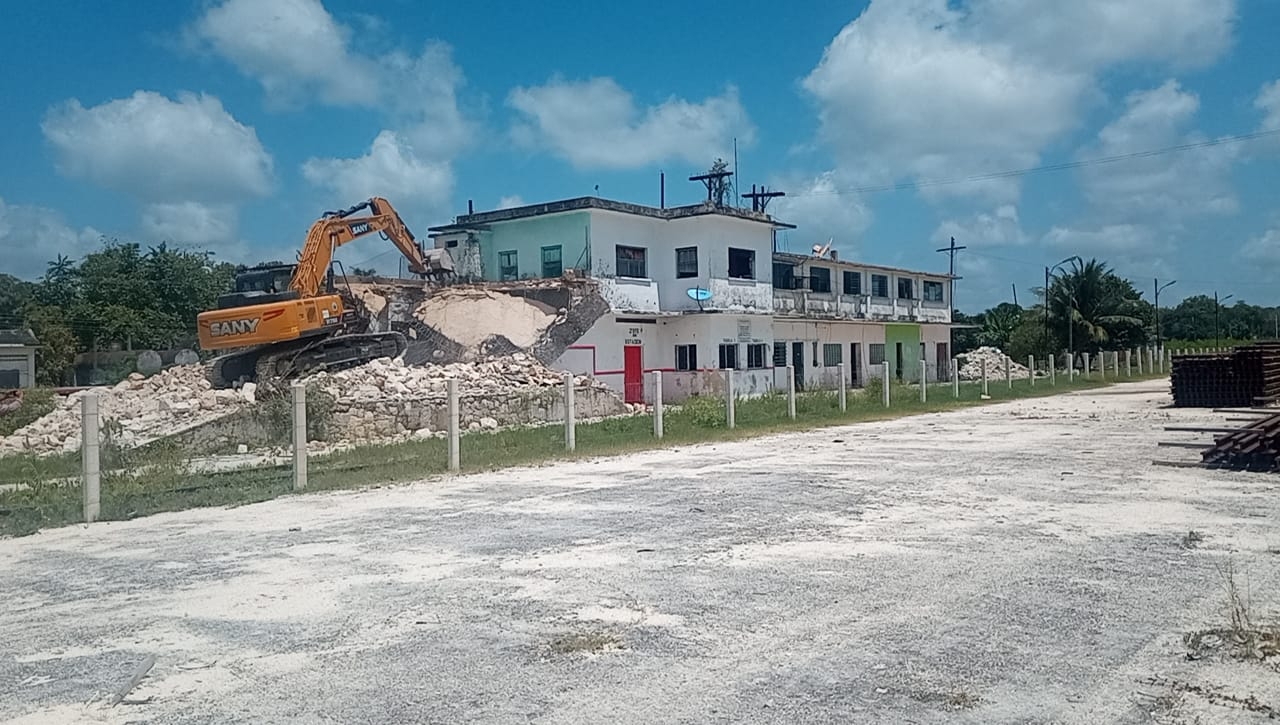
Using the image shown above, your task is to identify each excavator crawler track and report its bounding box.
[207,332,408,393]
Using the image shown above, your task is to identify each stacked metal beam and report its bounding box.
[1201,413,1280,472]
[1170,343,1280,407]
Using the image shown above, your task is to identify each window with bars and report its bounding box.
[675,344,697,371]
[823,343,842,366]
[869,343,886,365]
[810,267,832,293]
[843,270,862,295]
[718,344,739,370]
[897,277,915,299]
[675,247,698,278]
[615,245,647,278]
[499,250,518,281]
[871,274,889,297]
[773,341,787,366]
[772,262,796,289]
[746,343,767,369]
[923,280,944,302]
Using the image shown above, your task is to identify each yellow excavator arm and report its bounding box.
[290,196,429,296]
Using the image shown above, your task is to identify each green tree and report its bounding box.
[978,302,1022,350]
[1046,258,1148,354]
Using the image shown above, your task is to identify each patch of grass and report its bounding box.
[0,372,1161,537]
[1184,560,1280,664]
[0,389,57,437]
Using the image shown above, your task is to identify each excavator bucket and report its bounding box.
[421,248,456,280]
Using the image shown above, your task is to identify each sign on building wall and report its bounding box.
[737,320,752,342]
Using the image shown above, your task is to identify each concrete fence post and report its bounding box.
[1126,349,1132,377]
[652,371,664,439]
[1082,352,1091,380]
[1005,356,1012,390]
[291,382,307,491]
[1028,355,1036,387]
[838,362,847,412]
[786,365,797,420]
[1137,348,1144,375]
[919,360,927,402]
[564,373,576,451]
[725,370,736,429]
[882,361,891,407]
[1158,347,1165,374]
[1111,351,1119,378]
[951,359,960,398]
[1049,355,1056,386]
[1098,352,1105,381]
[81,393,100,524]
[447,379,460,471]
[981,358,989,397]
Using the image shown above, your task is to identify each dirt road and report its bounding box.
[3,379,1278,723]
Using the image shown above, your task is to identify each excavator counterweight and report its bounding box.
[197,197,450,390]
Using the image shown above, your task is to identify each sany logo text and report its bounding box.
[209,318,260,337]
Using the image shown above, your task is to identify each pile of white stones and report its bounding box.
[0,365,255,456]
[956,347,1033,381]
[306,353,600,403]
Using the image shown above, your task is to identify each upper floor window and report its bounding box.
[499,250,518,281]
[616,245,647,278]
[772,262,796,290]
[871,274,889,297]
[897,278,914,300]
[923,280,945,302]
[810,267,832,293]
[541,245,562,277]
[676,247,698,278]
[843,270,862,295]
[728,248,755,280]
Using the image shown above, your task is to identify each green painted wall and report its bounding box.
[884,323,922,382]
[482,212,591,281]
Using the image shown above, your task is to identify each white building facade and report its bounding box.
[430,197,953,403]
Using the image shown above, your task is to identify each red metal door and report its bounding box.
[623,345,644,403]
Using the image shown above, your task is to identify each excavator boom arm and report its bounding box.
[289,197,430,296]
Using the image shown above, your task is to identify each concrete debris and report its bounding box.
[413,288,556,353]
[307,353,588,401]
[956,347,1033,381]
[0,366,251,457]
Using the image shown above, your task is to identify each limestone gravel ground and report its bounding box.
[2,379,1279,724]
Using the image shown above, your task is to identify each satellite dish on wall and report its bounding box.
[686,287,712,311]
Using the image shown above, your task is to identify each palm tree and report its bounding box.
[1047,258,1146,353]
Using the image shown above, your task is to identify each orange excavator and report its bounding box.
[197,197,454,390]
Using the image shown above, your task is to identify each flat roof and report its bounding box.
[773,252,954,280]
[429,196,796,234]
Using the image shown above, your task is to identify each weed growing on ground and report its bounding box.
[547,631,624,655]
[1184,560,1280,664]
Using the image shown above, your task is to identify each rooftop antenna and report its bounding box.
[743,185,785,213]
[689,162,734,206]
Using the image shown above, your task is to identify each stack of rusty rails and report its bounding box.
[1200,412,1280,472]
[1170,343,1280,407]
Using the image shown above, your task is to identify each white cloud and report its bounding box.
[801,0,1236,204]
[140,202,238,245]
[1079,80,1237,219]
[1259,80,1280,128]
[42,91,273,204]
[383,42,472,159]
[508,78,753,169]
[934,205,1027,248]
[769,172,872,256]
[189,0,378,107]
[302,131,453,228]
[0,198,102,280]
[1240,228,1280,265]
[497,195,525,210]
[1042,224,1157,256]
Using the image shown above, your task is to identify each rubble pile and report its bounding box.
[0,366,255,456]
[956,347,1033,381]
[309,353,630,442]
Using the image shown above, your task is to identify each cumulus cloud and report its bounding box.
[801,0,1236,204]
[508,78,753,169]
[188,0,379,106]
[42,91,273,204]
[497,195,525,210]
[768,172,872,255]
[140,202,239,245]
[1240,227,1280,266]
[933,205,1027,248]
[302,131,453,226]
[0,198,103,280]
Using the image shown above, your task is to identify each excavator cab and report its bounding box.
[216,265,300,309]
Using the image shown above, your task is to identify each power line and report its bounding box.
[791,127,1280,197]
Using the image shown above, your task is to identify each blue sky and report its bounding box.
[2,0,1279,311]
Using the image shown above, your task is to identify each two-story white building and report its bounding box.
[429,195,954,403]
